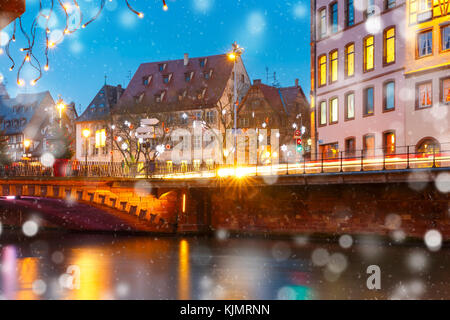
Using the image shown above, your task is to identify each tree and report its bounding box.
[46,123,75,159]
[110,101,172,176]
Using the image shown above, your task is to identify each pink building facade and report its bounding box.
[311,0,407,159]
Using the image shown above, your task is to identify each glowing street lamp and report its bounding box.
[56,97,66,128]
[23,139,31,159]
[228,41,244,165]
[82,128,91,172]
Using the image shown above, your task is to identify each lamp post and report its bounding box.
[227,42,244,165]
[82,128,91,175]
[23,139,31,160]
[56,96,66,128]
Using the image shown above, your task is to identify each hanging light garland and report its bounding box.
[2,0,169,87]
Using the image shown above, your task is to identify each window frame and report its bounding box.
[415,80,433,110]
[345,91,355,121]
[345,136,356,157]
[318,54,327,87]
[363,86,375,116]
[440,24,450,53]
[363,133,376,157]
[329,49,339,83]
[383,26,396,66]
[329,96,339,125]
[383,80,396,112]
[439,76,450,105]
[385,0,396,10]
[416,28,433,59]
[319,100,327,127]
[363,35,375,73]
[382,130,396,155]
[345,42,355,78]
[345,0,355,28]
[329,1,339,34]
[318,7,327,39]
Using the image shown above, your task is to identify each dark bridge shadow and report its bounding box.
[0,196,175,233]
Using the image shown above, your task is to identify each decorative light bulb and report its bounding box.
[44,65,49,71]
[138,12,144,18]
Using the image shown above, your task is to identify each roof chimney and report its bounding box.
[184,53,189,66]
[253,79,262,85]
[295,78,299,87]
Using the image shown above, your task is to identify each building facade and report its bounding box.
[404,0,450,153]
[311,0,408,159]
[112,53,251,167]
[0,86,76,162]
[75,84,125,162]
[237,79,310,163]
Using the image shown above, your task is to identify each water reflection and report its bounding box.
[0,233,448,300]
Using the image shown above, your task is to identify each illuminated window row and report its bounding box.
[318,28,396,87]
[318,81,396,126]
[318,0,398,39]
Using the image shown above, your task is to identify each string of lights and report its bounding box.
[1,0,169,87]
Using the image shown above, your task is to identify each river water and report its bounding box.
[0,231,448,300]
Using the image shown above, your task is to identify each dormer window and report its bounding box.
[204,69,213,79]
[198,88,207,100]
[199,58,207,68]
[155,91,166,103]
[135,93,144,103]
[143,75,152,86]
[163,73,172,84]
[185,72,194,82]
[178,90,187,101]
[158,63,166,72]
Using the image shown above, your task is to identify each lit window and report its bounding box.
[346,0,355,27]
[364,87,374,115]
[345,43,355,77]
[319,8,327,38]
[95,129,106,148]
[417,81,432,108]
[418,30,433,57]
[329,97,338,123]
[442,25,450,51]
[364,36,375,71]
[441,78,450,104]
[319,101,327,125]
[384,27,396,64]
[330,50,338,83]
[330,2,338,33]
[318,55,327,86]
[384,81,395,111]
[383,132,395,155]
[345,92,355,119]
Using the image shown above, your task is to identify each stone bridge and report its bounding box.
[0,168,449,239]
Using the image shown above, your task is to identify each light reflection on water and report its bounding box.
[0,233,448,300]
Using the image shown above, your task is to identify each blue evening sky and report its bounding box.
[0,0,311,115]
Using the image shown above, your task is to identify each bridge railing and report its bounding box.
[0,143,449,179]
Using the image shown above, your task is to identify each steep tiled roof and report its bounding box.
[0,91,51,135]
[116,54,235,113]
[76,84,125,122]
[241,82,305,116]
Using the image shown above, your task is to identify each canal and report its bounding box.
[0,230,448,300]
